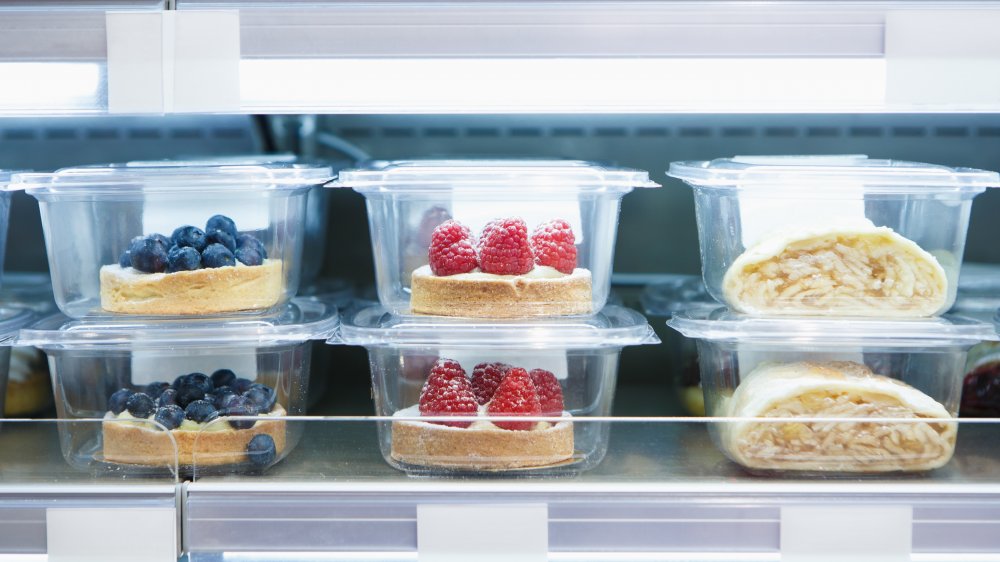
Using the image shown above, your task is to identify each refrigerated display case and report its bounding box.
[2,1,1000,561]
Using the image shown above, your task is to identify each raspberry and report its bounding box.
[428,220,478,276]
[530,219,577,274]
[529,369,564,415]
[486,367,541,431]
[471,362,511,405]
[419,359,477,427]
[478,218,534,275]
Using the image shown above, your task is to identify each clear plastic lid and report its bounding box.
[330,160,660,193]
[17,299,339,350]
[0,307,37,346]
[334,305,659,349]
[668,155,1000,193]
[0,272,56,314]
[10,161,334,195]
[640,274,714,318]
[299,278,355,309]
[669,307,998,347]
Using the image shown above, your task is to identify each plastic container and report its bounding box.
[669,308,997,474]
[0,170,15,290]
[952,263,1000,417]
[11,162,334,318]
[640,275,714,416]
[330,160,659,318]
[332,305,659,475]
[125,155,349,286]
[0,273,56,416]
[16,299,338,474]
[667,155,1000,318]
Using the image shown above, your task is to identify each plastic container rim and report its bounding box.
[332,304,660,349]
[669,307,999,346]
[17,299,339,350]
[667,155,1000,192]
[329,159,660,192]
[8,162,335,193]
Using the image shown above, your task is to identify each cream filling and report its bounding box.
[108,406,282,432]
[393,403,570,431]
[412,264,577,281]
[105,259,271,280]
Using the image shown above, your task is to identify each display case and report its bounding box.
[2,1,1000,560]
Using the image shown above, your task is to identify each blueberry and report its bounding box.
[108,388,134,415]
[243,383,277,413]
[125,392,155,418]
[206,215,238,239]
[210,387,238,410]
[236,234,267,260]
[222,395,260,430]
[153,405,185,430]
[233,378,255,394]
[157,388,178,407]
[129,235,169,273]
[218,392,241,410]
[246,434,276,467]
[201,243,236,268]
[234,246,263,267]
[173,372,213,391]
[174,373,213,409]
[166,245,201,273]
[171,225,208,251]
[206,229,236,252]
[145,382,170,400]
[184,400,219,424]
[210,369,237,389]
[118,250,132,268]
[150,233,171,249]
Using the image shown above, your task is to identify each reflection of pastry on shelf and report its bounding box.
[723,220,948,317]
[101,369,284,467]
[391,359,574,470]
[99,215,283,315]
[721,361,956,473]
[409,217,592,317]
[5,348,52,416]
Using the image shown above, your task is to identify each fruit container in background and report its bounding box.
[667,156,1000,318]
[640,275,714,416]
[0,273,57,416]
[669,308,997,475]
[11,162,334,318]
[951,263,1000,417]
[332,305,658,475]
[16,299,338,474]
[329,160,659,318]
[0,307,42,421]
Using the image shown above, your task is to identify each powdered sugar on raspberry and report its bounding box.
[428,220,478,276]
[486,367,542,431]
[530,218,578,274]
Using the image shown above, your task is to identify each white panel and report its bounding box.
[106,12,164,114]
[887,10,1000,106]
[781,505,912,562]
[417,503,548,562]
[47,507,177,562]
[171,10,241,113]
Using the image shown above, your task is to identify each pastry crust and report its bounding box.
[721,361,956,473]
[391,411,574,470]
[410,265,592,318]
[102,406,286,466]
[723,221,948,317]
[99,259,283,315]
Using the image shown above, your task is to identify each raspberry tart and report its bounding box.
[391,359,575,470]
[410,217,592,317]
[100,214,283,315]
[101,369,285,467]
